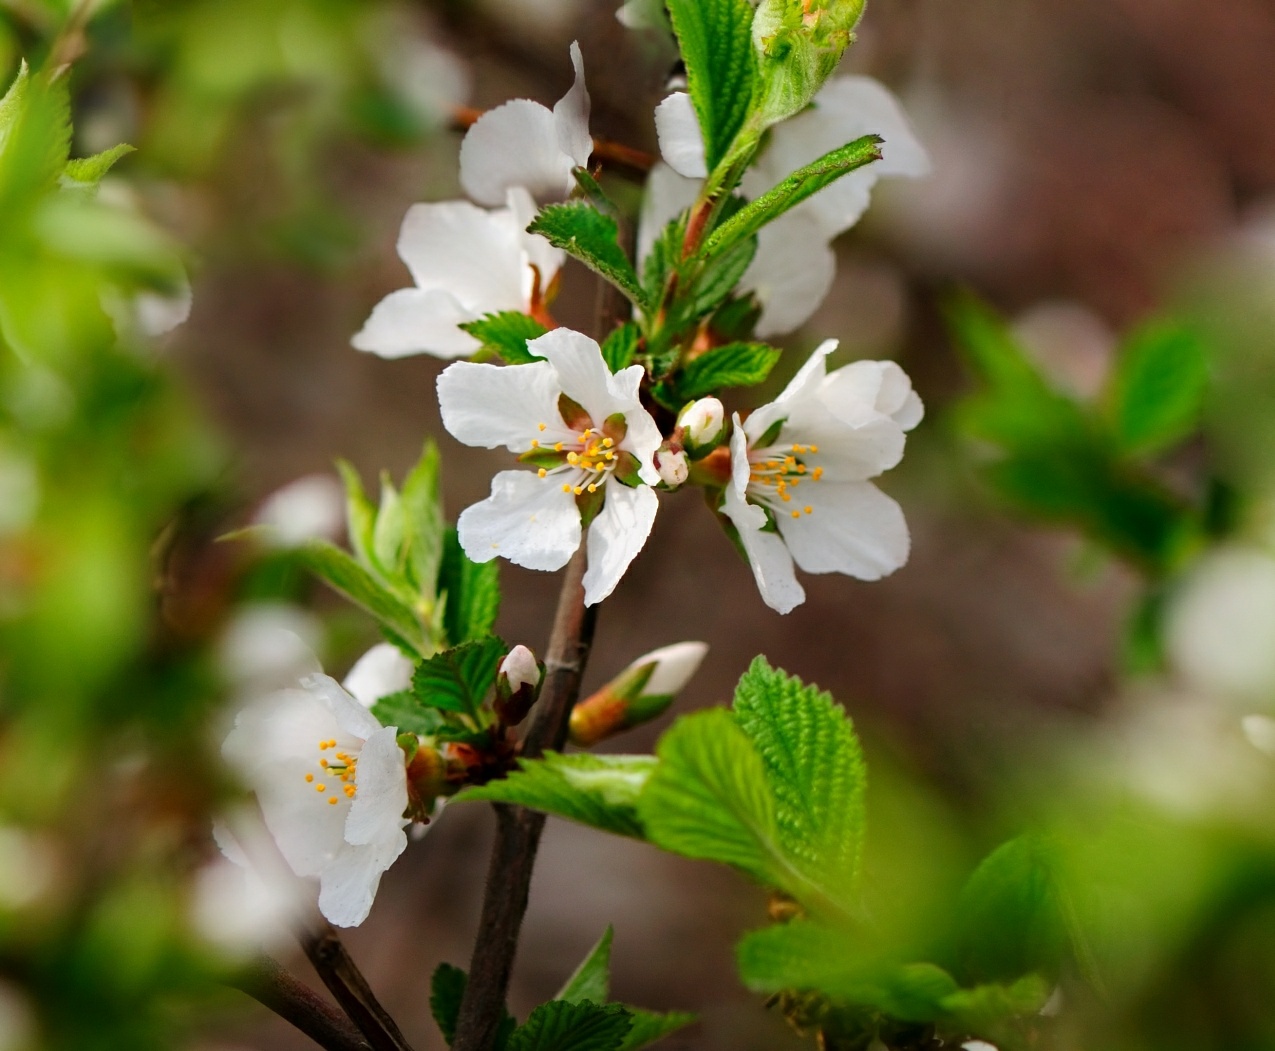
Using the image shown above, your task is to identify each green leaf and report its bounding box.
[371,689,445,736]
[690,231,756,319]
[939,976,1051,1034]
[528,203,646,308]
[572,167,619,217]
[412,635,506,718]
[636,709,782,887]
[701,135,881,263]
[1105,320,1208,458]
[461,311,549,365]
[458,753,656,838]
[641,215,685,310]
[294,540,424,653]
[439,527,502,645]
[372,473,406,578]
[601,323,640,373]
[508,1001,632,1051]
[399,441,445,597]
[62,143,135,188]
[956,835,1066,983]
[617,1010,696,1051]
[557,927,612,1005]
[336,460,376,567]
[666,0,757,170]
[430,963,467,1045]
[663,342,780,403]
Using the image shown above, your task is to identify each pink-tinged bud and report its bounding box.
[495,644,543,725]
[655,446,689,488]
[677,398,727,455]
[570,641,708,746]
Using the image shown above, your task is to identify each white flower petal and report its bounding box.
[352,287,482,360]
[457,470,582,571]
[821,360,924,430]
[308,674,385,741]
[582,482,658,605]
[744,341,836,443]
[344,726,409,847]
[636,640,709,696]
[506,187,565,289]
[637,162,701,266]
[722,480,806,615]
[655,92,708,179]
[553,41,593,169]
[461,100,573,206]
[739,212,837,337]
[778,480,909,580]
[437,359,569,451]
[317,833,407,928]
[342,643,414,708]
[816,77,931,179]
[794,412,908,481]
[396,201,525,309]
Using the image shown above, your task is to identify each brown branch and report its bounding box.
[450,546,598,1051]
[301,920,416,1051]
[450,106,655,179]
[230,955,372,1051]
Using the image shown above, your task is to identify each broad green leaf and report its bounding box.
[690,231,756,319]
[439,527,502,645]
[34,197,179,285]
[295,540,424,653]
[458,753,656,838]
[507,1000,632,1051]
[1105,320,1207,458]
[641,215,684,309]
[665,342,780,402]
[371,473,406,578]
[666,0,757,170]
[733,657,866,889]
[636,709,782,887]
[371,689,446,736]
[557,927,612,1005]
[62,143,135,188]
[399,441,445,597]
[601,323,640,373]
[413,635,506,718]
[0,62,72,203]
[617,1010,695,1051]
[956,835,1066,983]
[939,976,1051,1034]
[750,0,861,128]
[430,963,467,1045]
[336,460,376,567]
[701,136,881,263]
[461,311,549,365]
[528,203,646,309]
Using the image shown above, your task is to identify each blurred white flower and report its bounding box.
[193,828,301,957]
[253,474,346,548]
[380,35,470,127]
[217,603,323,693]
[437,328,662,606]
[1012,301,1114,400]
[0,982,35,1051]
[0,826,61,911]
[342,642,415,707]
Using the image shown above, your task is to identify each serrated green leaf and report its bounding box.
[690,231,756,319]
[701,135,881,264]
[508,1000,632,1051]
[294,540,424,653]
[399,441,445,597]
[664,342,780,403]
[458,753,655,838]
[572,167,619,217]
[733,657,866,889]
[336,460,376,567]
[601,323,640,373]
[371,689,445,736]
[413,635,506,718]
[557,927,612,1005]
[461,311,549,365]
[641,215,685,309]
[439,527,501,645]
[666,0,757,170]
[617,1009,695,1051]
[62,143,134,187]
[939,975,1051,1034]
[0,60,29,143]
[1105,320,1207,458]
[430,963,467,1045]
[372,473,406,578]
[529,203,646,308]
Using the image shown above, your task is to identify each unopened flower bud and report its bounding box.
[494,644,543,725]
[655,446,689,488]
[570,641,708,746]
[677,397,727,455]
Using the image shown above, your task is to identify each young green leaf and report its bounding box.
[62,143,135,188]
[430,963,468,1045]
[641,215,685,309]
[665,0,757,170]
[371,473,407,579]
[689,231,756,319]
[398,442,446,596]
[528,203,646,309]
[601,323,640,373]
[732,656,866,890]
[336,460,377,568]
[701,135,881,263]
[413,635,506,717]
[371,689,445,736]
[294,540,424,653]
[617,1009,696,1051]
[439,527,502,645]
[661,341,780,403]
[557,927,613,1005]
[458,753,656,838]
[507,1000,632,1051]
[460,311,550,365]
[1105,320,1207,458]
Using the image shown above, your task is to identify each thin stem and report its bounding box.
[301,919,416,1051]
[230,955,372,1051]
[450,546,598,1051]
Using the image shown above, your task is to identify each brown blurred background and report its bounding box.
[167,0,1275,1046]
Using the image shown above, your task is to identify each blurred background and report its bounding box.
[5,0,1275,1048]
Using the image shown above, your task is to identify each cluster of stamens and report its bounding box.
[528,422,617,496]
[749,442,824,519]
[303,739,359,806]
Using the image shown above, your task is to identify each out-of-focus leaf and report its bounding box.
[1105,320,1208,458]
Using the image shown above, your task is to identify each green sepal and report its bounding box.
[572,166,619,217]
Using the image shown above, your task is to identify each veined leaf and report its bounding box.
[399,441,445,597]
[371,689,445,737]
[412,635,506,717]
[601,323,640,373]
[617,1009,695,1051]
[661,342,780,404]
[430,963,467,1045]
[507,1000,632,1051]
[336,460,376,568]
[458,753,655,838]
[461,311,549,365]
[62,143,135,188]
[557,927,613,1005]
[439,527,501,645]
[294,540,424,653]
[528,203,646,309]
[1105,320,1207,458]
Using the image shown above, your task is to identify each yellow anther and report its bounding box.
[804,506,813,514]
[784,456,796,469]
[328,797,339,805]
[554,442,564,452]
[797,464,807,474]
[812,467,824,480]
[344,785,356,797]
[582,428,592,438]
[781,493,792,502]
[562,483,572,493]
[791,510,801,518]
[538,422,547,431]
[603,437,614,448]
[573,485,584,495]
[315,784,326,792]
[604,451,614,460]
[538,468,547,478]
[810,444,819,453]
[530,439,539,448]
[305,773,314,783]
[567,452,579,464]
[319,759,329,768]
[587,484,598,493]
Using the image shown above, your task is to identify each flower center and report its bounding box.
[518,402,635,496]
[748,441,824,519]
[303,738,359,806]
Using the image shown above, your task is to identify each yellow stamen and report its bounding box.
[791,510,801,518]
[538,422,547,431]
[530,439,539,448]
[554,442,564,452]
[305,773,314,783]
[315,784,326,792]
[344,785,356,797]
[328,797,339,805]
[812,467,824,480]
[602,437,614,448]
[538,468,547,478]
[573,485,583,496]
[562,483,571,492]
[804,505,813,514]
[588,484,598,493]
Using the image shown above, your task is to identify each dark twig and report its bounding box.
[451,547,598,1051]
[301,920,416,1051]
[230,955,372,1051]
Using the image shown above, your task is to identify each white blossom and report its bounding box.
[655,447,689,487]
[628,640,709,698]
[678,397,726,447]
[500,644,541,692]
[222,674,409,928]
[342,642,415,707]
[720,341,920,613]
[436,328,662,606]
[253,474,346,547]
